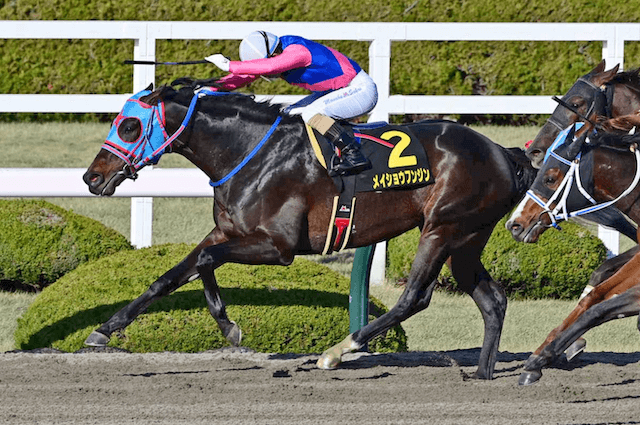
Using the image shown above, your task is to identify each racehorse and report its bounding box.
[525,60,640,169]
[506,117,640,385]
[83,80,538,379]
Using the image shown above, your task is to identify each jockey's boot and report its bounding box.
[308,114,371,176]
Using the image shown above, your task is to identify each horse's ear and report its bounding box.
[146,83,154,91]
[593,63,620,86]
[591,60,606,74]
[566,125,588,159]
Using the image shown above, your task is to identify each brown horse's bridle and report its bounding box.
[547,77,613,132]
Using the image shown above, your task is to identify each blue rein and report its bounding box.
[209,115,282,187]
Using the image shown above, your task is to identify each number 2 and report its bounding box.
[383,130,417,168]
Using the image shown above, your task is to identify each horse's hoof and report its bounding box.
[84,331,110,347]
[316,335,360,370]
[565,338,587,362]
[316,351,341,370]
[224,321,242,346]
[518,370,542,386]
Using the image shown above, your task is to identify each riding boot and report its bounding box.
[308,114,371,176]
[330,132,371,176]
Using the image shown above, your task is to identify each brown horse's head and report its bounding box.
[526,60,620,168]
[508,124,591,242]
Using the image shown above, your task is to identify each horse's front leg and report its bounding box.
[84,229,223,346]
[317,226,450,369]
[520,285,640,385]
[520,252,640,385]
[196,231,296,346]
[565,246,640,361]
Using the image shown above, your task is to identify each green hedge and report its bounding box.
[3,1,640,123]
[387,217,607,300]
[0,199,132,290]
[15,244,407,353]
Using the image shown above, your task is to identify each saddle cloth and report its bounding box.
[305,122,435,254]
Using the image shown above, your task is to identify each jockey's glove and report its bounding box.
[205,54,231,72]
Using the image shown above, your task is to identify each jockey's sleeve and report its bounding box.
[229,44,312,76]
[211,73,259,91]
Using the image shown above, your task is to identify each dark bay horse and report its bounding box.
[525,60,640,245]
[83,82,539,379]
[526,60,640,169]
[506,119,640,385]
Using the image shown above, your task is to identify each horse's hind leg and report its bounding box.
[85,229,222,347]
[317,228,449,369]
[520,285,640,385]
[449,236,507,380]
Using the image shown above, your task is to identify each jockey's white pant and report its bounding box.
[285,70,378,122]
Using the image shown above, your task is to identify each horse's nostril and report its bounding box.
[83,172,103,187]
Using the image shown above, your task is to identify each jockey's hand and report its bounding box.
[205,54,231,72]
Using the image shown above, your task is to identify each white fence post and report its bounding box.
[367,36,392,285]
[130,24,157,248]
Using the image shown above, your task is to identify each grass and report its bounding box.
[1,122,639,354]
[0,291,38,352]
[370,283,640,353]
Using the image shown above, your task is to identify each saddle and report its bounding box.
[306,121,434,254]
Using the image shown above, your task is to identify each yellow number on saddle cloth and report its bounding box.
[383,130,418,168]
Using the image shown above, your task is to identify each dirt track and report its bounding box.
[1,347,639,425]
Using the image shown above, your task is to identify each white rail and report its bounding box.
[2,21,637,280]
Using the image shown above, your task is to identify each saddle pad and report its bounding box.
[306,123,434,192]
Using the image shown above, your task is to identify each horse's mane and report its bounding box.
[610,67,640,90]
[501,146,537,196]
[155,77,297,124]
[590,114,640,149]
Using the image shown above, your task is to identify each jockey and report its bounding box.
[205,30,378,176]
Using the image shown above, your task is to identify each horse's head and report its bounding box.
[508,123,591,242]
[83,84,174,196]
[526,60,619,168]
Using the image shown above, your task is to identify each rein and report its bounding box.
[526,142,640,229]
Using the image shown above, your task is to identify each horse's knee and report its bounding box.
[196,248,215,271]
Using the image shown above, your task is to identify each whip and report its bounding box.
[124,60,209,66]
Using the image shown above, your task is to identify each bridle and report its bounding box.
[546,77,614,132]
[525,127,640,230]
[101,87,282,193]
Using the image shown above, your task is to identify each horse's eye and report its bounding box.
[117,118,141,142]
[544,175,556,187]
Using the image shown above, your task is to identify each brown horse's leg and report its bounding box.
[520,285,640,385]
[449,238,507,380]
[565,246,640,361]
[519,252,640,385]
[195,232,296,346]
[85,229,223,346]
[317,226,450,369]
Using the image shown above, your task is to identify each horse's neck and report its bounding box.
[613,82,640,116]
[166,101,293,183]
[592,147,640,222]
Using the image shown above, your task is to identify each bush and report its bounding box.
[387,217,607,300]
[0,199,132,290]
[15,244,407,353]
